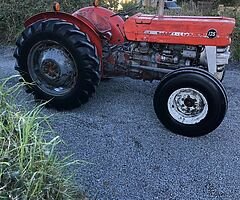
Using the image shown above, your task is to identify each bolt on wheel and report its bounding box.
[14,19,100,109]
[167,88,208,125]
[153,68,227,137]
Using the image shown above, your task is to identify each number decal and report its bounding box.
[207,29,217,39]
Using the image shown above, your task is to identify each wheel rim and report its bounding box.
[27,40,78,96]
[167,88,208,124]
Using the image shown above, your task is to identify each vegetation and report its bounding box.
[0,0,91,43]
[0,78,82,199]
[178,0,239,6]
[232,17,240,61]
[215,0,239,6]
[102,0,120,11]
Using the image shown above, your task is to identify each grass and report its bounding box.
[0,77,83,199]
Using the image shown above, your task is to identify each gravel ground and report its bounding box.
[1,46,240,200]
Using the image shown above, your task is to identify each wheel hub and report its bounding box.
[177,93,204,116]
[41,59,60,80]
[27,40,77,96]
[168,88,208,124]
[184,95,196,107]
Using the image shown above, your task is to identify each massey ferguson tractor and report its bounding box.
[14,1,235,137]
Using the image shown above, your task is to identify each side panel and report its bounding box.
[124,14,235,46]
[24,12,103,58]
[74,6,125,45]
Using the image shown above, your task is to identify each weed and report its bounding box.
[0,77,83,199]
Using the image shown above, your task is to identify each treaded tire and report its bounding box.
[153,67,227,137]
[14,19,100,109]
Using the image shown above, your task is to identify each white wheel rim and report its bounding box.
[167,88,208,125]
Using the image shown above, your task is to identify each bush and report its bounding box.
[0,0,91,43]
[0,78,82,199]
[232,24,240,61]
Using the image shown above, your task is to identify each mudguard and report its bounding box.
[74,6,125,45]
[24,12,103,58]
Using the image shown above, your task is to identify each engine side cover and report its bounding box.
[124,14,235,46]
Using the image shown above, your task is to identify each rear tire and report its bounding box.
[14,19,100,109]
[153,68,227,137]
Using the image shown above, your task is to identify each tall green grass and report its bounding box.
[0,77,83,199]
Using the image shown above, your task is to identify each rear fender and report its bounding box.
[24,12,103,60]
[74,6,125,45]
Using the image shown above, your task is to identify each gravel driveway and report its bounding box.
[1,46,240,200]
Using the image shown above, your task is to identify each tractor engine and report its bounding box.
[130,42,199,67]
[103,42,229,81]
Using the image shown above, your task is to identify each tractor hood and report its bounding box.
[124,14,235,46]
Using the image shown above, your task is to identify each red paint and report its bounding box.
[124,14,235,46]
[74,6,125,45]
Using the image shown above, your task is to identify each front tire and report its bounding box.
[14,19,100,109]
[153,68,227,137]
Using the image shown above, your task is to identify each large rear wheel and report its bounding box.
[14,19,100,109]
[153,68,227,137]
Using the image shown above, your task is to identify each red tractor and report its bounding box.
[14,2,235,137]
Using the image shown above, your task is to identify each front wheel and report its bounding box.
[153,68,228,137]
